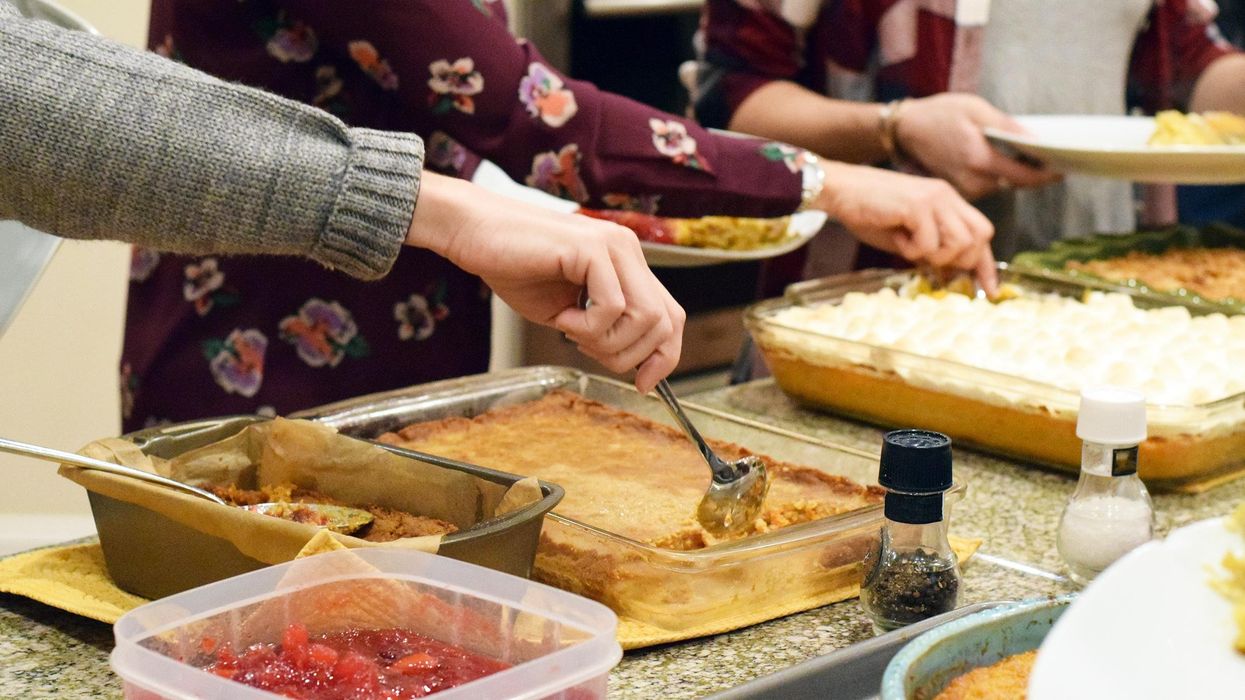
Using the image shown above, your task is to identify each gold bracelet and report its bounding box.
[878,98,910,165]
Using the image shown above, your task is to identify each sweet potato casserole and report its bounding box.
[749,278,1245,483]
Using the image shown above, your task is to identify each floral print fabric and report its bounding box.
[526,144,589,202]
[518,62,577,127]
[428,58,482,114]
[128,0,807,430]
[204,328,268,398]
[279,299,370,368]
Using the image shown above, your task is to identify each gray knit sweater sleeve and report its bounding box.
[0,1,423,280]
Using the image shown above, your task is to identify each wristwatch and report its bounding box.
[798,152,826,212]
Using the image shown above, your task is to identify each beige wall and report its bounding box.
[0,0,150,544]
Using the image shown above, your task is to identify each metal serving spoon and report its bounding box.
[0,436,373,535]
[575,289,770,535]
[652,381,770,536]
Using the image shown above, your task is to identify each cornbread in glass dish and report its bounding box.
[746,268,1245,490]
[300,367,923,631]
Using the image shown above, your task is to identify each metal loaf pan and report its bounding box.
[89,416,563,600]
[705,602,1007,700]
[295,366,931,632]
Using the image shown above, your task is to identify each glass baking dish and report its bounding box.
[746,266,1245,491]
[294,366,938,632]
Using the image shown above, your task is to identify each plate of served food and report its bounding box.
[470,159,825,267]
[1028,509,1245,699]
[984,112,1245,184]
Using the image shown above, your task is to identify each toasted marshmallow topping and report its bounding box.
[768,288,1245,407]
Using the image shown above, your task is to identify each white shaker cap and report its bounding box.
[1076,385,1147,445]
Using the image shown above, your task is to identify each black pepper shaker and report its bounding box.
[859,429,961,634]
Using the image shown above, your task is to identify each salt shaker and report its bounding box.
[860,429,961,634]
[1057,385,1154,585]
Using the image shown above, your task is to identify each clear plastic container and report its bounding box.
[745,266,1245,490]
[111,548,621,700]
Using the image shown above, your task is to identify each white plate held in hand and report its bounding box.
[985,115,1245,184]
[470,160,825,268]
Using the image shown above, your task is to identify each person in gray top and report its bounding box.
[0,0,684,391]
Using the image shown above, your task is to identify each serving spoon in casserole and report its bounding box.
[652,380,771,536]
[576,289,770,535]
[0,436,374,535]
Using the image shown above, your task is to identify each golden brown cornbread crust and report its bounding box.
[379,390,882,549]
[377,390,884,625]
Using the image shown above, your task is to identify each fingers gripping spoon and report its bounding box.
[0,436,374,535]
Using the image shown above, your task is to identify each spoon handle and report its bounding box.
[0,436,228,505]
[653,380,734,482]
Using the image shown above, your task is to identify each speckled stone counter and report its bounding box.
[2,379,1242,699]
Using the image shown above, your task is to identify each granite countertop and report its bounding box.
[2,379,1242,699]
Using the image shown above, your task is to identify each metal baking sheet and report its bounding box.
[705,602,1008,700]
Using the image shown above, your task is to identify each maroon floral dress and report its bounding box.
[124,0,805,430]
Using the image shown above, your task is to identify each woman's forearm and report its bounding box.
[729,80,888,164]
[0,0,423,280]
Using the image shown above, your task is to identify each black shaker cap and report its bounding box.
[879,429,953,494]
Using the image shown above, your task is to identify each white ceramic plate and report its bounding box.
[1029,517,1245,699]
[470,160,825,268]
[637,210,826,268]
[985,115,1245,184]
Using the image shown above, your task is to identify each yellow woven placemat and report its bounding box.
[0,536,980,650]
[0,542,144,625]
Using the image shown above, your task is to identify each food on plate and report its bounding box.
[579,208,791,250]
[1210,503,1245,653]
[750,278,1245,482]
[932,650,1037,700]
[379,391,881,550]
[210,483,458,542]
[1066,246,1245,303]
[1148,110,1245,146]
[199,622,510,699]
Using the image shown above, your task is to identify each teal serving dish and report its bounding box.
[880,596,1075,700]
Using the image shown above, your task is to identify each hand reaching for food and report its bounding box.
[406,173,685,393]
[894,94,1061,200]
[813,162,999,296]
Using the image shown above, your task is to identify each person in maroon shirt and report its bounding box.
[696,0,1245,260]
[122,0,993,430]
